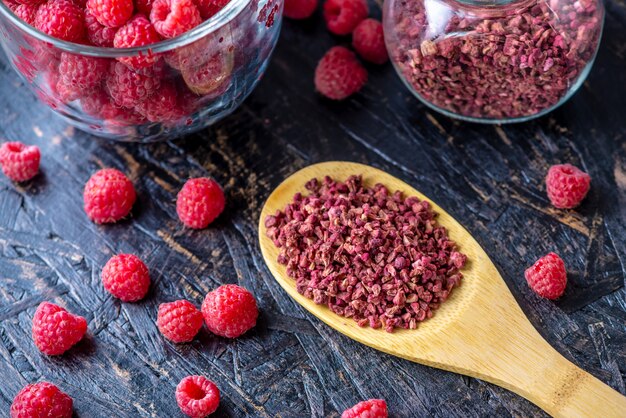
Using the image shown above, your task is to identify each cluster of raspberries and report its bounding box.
[283,0,388,100]
[3,0,235,127]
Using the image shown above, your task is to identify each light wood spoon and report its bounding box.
[258,161,626,417]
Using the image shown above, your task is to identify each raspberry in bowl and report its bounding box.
[0,0,283,141]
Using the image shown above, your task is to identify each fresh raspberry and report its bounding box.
[34,0,84,42]
[101,254,151,302]
[83,168,136,223]
[13,0,44,7]
[31,302,87,355]
[341,399,388,418]
[323,0,367,35]
[136,0,155,15]
[86,0,133,28]
[545,164,591,209]
[85,10,117,46]
[0,142,40,182]
[58,53,108,95]
[283,0,317,19]
[176,375,220,418]
[134,82,182,122]
[81,87,138,122]
[352,18,388,64]
[106,61,162,108]
[114,15,163,69]
[524,252,567,300]
[14,3,39,24]
[150,0,201,39]
[181,49,233,96]
[315,46,367,100]
[176,177,225,229]
[10,382,73,418]
[193,0,229,19]
[157,300,203,342]
[201,284,258,338]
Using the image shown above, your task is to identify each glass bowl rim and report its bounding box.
[0,0,252,57]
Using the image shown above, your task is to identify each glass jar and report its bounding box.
[0,0,283,141]
[383,0,605,123]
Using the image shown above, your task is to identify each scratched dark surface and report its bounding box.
[0,1,625,416]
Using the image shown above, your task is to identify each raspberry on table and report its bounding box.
[201,284,258,338]
[352,18,388,64]
[524,252,567,300]
[157,300,203,343]
[106,61,163,108]
[323,0,368,35]
[14,3,39,24]
[545,164,591,209]
[32,302,87,356]
[341,399,388,418]
[102,254,151,302]
[113,15,162,69]
[283,0,317,19]
[10,382,73,418]
[85,10,117,46]
[58,53,109,95]
[315,46,367,100]
[35,0,85,42]
[176,177,225,229]
[83,168,136,223]
[86,0,133,28]
[0,141,40,182]
[150,0,201,39]
[194,0,229,19]
[134,82,182,122]
[176,375,220,418]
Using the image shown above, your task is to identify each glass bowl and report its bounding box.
[383,0,605,124]
[0,0,283,141]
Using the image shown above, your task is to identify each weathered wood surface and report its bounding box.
[0,1,625,416]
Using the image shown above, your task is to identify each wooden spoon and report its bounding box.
[258,161,626,417]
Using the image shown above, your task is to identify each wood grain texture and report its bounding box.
[0,0,625,416]
[259,162,626,417]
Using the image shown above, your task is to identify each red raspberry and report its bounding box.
[31,302,87,355]
[524,252,567,300]
[176,177,225,229]
[106,61,162,108]
[352,18,388,64]
[193,0,229,19]
[81,87,133,121]
[85,10,117,46]
[13,0,44,7]
[86,0,133,28]
[341,399,388,418]
[136,0,155,15]
[545,164,591,209]
[10,382,73,418]
[113,15,162,69]
[13,55,37,82]
[83,168,136,223]
[176,375,220,418]
[323,0,367,35]
[180,48,234,96]
[150,0,201,39]
[0,142,40,182]
[14,3,39,24]
[58,53,109,95]
[102,254,151,302]
[134,82,182,122]
[315,46,367,100]
[157,300,203,342]
[201,284,258,338]
[283,0,317,19]
[35,0,85,42]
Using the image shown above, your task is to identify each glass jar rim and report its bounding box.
[0,0,251,57]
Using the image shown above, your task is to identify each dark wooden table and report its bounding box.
[1,1,625,416]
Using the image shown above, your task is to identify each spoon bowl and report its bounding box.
[258,161,626,417]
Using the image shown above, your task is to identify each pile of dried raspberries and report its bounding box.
[388,0,603,119]
[265,175,467,332]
